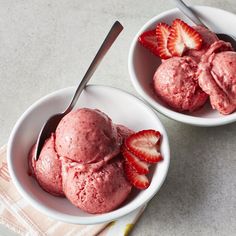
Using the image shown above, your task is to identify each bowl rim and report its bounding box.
[7,84,170,224]
[128,5,236,127]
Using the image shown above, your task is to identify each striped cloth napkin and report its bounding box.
[0,145,145,236]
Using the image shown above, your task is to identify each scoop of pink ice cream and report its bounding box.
[62,156,132,214]
[55,108,122,164]
[29,134,64,197]
[153,56,208,112]
[198,40,236,114]
[184,26,219,62]
[57,124,134,175]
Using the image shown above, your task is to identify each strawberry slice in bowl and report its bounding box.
[156,22,172,59]
[121,129,165,190]
[125,130,163,163]
[137,18,203,59]
[138,30,159,56]
[138,23,172,59]
[122,145,150,175]
[124,161,150,190]
[167,18,203,57]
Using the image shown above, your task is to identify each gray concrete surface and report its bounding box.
[0,0,236,235]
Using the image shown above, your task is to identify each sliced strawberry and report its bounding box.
[125,130,163,163]
[167,18,203,56]
[122,146,149,174]
[124,161,150,189]
[138,30,159,56]
[156,22,172,59]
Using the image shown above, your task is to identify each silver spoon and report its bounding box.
[35,21,123,160]
[173,0,236,50]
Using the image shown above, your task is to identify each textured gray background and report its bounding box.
[0,0,236,235]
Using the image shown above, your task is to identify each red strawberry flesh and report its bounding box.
[156,22,172,59]
[122,146,149,174]
[138,30,159,56]
[167,18,203,56]
[124,161,150,189]
[125,130,163,163]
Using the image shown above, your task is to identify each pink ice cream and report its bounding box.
[184,26,219,62]
[62,156,131,214]
[116,124,134,140]
[28,144,36,177]
[28,108,133,213]
[153,56,208,112]
[55,108,121,164]
[29,134,64,196]
[197,40,236,114]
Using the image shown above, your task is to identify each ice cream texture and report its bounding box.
[28,108,132,213]
[198,40,236,114]
[153,56,208,112]
[55,108,122,163]
[29,134,64,197]
[62,156,131,214]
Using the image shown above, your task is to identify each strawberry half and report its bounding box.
[122,146,149,174]
[156,22,172,59]
[138,30,159,56]
[125,130,163,163]
[167,18,203,56]
[124,161,150,189]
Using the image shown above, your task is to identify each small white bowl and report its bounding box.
[128,6,236,126]
[7,85,170,224]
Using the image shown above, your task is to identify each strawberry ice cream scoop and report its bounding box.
[198,40,236,114]
[62,157,132,214]
[153,56,208,112]
[29,134,64,197]
[55,108,121,164]
[184,26,219,62]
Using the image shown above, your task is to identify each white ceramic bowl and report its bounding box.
[128,6,236,126]
[7,85,170,224]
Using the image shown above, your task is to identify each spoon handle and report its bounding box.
[65,21,123,113]
[172,0,205,26]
